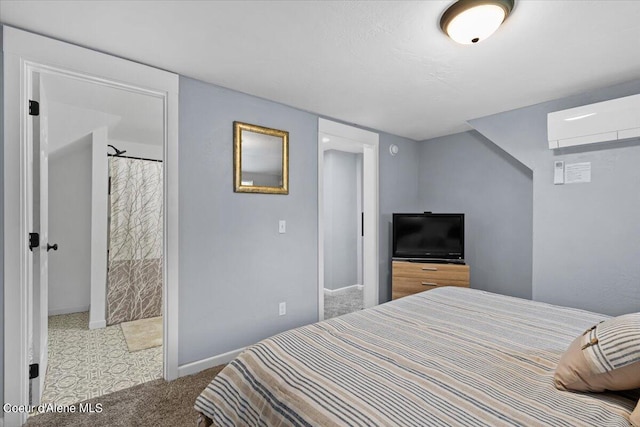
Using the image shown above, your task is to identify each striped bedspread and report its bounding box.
[195,287,636,426]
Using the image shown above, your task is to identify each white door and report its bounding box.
[30,73,52,405]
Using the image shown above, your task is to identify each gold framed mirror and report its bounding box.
[234,121,289,194]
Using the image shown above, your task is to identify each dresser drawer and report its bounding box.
[393,261,469,281]
[392,276,468,299]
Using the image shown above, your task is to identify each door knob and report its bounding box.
[47,243,58,251]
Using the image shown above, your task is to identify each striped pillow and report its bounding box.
[555,313,640,392]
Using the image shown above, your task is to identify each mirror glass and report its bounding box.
[234,122,288,194]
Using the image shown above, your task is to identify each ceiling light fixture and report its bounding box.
[440,0,514,45]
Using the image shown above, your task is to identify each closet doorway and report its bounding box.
[318,119,379,320]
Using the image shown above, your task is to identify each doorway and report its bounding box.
[318,118,379,321]
[40,73,165,405]
[322,149,364,318]
[4,26,179,427]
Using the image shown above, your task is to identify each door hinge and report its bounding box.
[29,232,40,251]
[29,100,40,116]
[29,363,39,379]
[361,212,364,237]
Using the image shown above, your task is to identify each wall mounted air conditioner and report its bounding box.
[547,93,640,149]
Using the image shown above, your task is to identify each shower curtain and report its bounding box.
[106,156,163,326]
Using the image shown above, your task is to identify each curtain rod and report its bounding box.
[107,154,163,163]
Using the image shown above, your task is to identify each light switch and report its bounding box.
[279,220,286,234]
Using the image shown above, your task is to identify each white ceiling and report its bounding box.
[2,1,640,141]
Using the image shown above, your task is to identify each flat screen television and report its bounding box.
[392,213,465,261]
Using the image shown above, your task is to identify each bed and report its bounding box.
[195,287,636,426]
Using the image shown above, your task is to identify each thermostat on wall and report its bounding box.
[554,160,564,185]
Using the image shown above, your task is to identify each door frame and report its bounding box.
[318,118,379,320]
[3,26,180,426]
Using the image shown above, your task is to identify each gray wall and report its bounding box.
[178,77,419,364]
[48,136,92,314]
[378,133,421,302]
[323,150,359,291]
[470,79,640,315]
[178,77,319,364]
[417,131,533,299]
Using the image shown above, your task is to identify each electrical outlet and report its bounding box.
[279,220,286,234]
[279,302,286,316]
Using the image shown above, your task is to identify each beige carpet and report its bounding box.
[120,316,163,352]
[26,365,225,427]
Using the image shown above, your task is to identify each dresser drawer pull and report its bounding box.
[421,282,438,287]
[421,267,438,271]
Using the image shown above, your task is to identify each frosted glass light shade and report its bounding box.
[440,0,514,45]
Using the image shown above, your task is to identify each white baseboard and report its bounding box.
[324,284,363,295]
[177,347,244,378]
[89,319,107,329]
[48,305,90,316]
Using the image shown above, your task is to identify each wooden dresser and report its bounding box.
[392,260,470,300]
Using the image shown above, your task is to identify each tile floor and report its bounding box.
[41,311,162,405]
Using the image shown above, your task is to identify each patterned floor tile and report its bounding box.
[42,311,162,406]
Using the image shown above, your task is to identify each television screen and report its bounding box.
[393,213,464,260]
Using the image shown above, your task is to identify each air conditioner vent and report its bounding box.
[548,93,640,149]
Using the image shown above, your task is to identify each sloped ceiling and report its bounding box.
[1,1,640,140]
[44,73,163,153]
